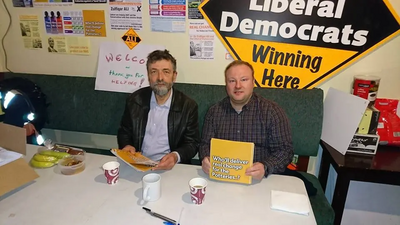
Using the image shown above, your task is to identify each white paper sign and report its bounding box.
[95,42,164,93]
[321,88,369,155]
[189,20,215,60]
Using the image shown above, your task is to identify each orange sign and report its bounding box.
[199,0,400,89]
[82,10,107,37]
[122,28,142,50]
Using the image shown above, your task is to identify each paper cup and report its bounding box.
[189,177,208,205]
[102,161,120,185]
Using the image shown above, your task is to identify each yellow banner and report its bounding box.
[226,38,357,89]
[199,0,400,89]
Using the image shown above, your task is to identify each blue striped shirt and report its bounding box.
[141,90,172,161]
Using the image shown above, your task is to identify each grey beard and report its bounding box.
[151,83,172,96]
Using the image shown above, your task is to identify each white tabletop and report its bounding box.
[0,145,316,225]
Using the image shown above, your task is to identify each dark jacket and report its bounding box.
[117,87,199,164]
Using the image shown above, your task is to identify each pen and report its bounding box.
[143,207,177,224]
[177,207,184,225]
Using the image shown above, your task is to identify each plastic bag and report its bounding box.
[374,98,400,146]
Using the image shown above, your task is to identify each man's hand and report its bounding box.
[23,123,36,136]
[152,153,178,171]
[201,157,211,175]
[245,162,266,180]
[122,145,136,154]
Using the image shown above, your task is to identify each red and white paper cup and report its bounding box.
[189,177,208,205]
[102,161,120,185]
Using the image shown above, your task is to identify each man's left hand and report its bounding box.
[245,162,265,180]
[152,153,178,171]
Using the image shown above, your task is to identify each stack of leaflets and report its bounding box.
[0,147,23,167]
[111,149,159,172]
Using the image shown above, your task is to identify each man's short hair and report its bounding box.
[224,60,254,78]
[146,49,177,72]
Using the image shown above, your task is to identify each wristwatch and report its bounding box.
[261,162,268,177]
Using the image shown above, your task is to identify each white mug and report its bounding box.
[142,173,161,202]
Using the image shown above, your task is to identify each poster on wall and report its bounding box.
[122,28,142,50]
[74,0,107,3]
[199,0,400,89]
[95,42,165,93]
[34,0,73,7]
[188,0,203,19]
[82,10,107,36]
[109,0,143,30]
[189,20,214,60]
[149,0,186,32]
[43,10,106,37]
[46,36,90,55]
[13,0,33,7]
[19,15,42,49]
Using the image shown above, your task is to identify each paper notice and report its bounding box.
[109,0,143,30]
[46,36,90,55]
[149,0,186,33]
[43,10,106,37]
[188,0,204,19]
[189,20,214,60]
[19,15,42,49]
[34,0,73,7]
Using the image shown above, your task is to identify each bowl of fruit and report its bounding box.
[30,145,86,172]
[58,154,85,175]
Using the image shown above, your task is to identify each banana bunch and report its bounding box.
[30,150,71,168]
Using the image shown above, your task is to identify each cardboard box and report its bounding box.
[347,133,380,155]
[0,123,39,196]
[357,106,380,135]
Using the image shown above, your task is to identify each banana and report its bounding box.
[30,159,54,168]
[39,150,70,159]
[33,154,58,163]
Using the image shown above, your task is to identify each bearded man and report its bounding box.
[117,50,199,170]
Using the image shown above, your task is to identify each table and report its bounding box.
[318,140,400,225]
[1,145,316,225]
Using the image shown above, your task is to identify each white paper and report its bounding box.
[109,0,143,31]
[189,20,215,60]
[0,147,23,167]
[95,42,165,93]
[321,88,369,155]
[271,190,310,216]
[149,0,186,32]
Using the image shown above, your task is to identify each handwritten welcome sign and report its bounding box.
[95,42,164,93]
